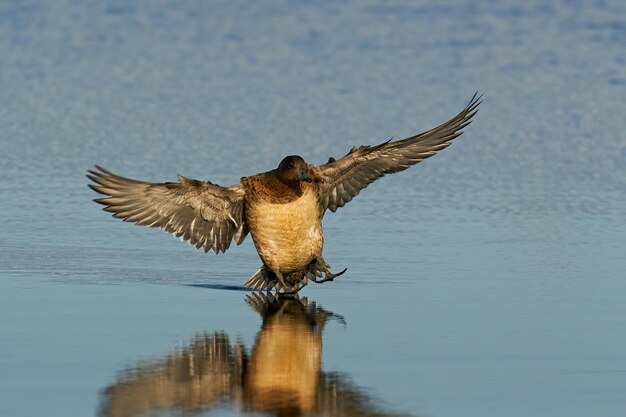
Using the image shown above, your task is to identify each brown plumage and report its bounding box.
[87,93,481,293]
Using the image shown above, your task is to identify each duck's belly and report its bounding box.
[247,193,323,273]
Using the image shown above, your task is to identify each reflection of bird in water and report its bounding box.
[88,94,481,293]
[244,294,339,416]
[99,294,413,417]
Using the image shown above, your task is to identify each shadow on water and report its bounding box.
[186,283,252,292]
[99,294,414,417]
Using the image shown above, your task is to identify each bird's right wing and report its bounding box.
[99,332,245,417]
[315,372,414,417]
[87,166,248,253]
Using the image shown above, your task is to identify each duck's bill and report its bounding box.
[297,171,313,182]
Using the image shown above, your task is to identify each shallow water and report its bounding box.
[1,1,626,416]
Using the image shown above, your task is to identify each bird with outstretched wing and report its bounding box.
[88,93,481,293]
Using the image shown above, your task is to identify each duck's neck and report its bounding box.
[245,172,304,204]
[271,172,304,200]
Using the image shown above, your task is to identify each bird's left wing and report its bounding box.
[87,166,248,253]
[312,93,481,213]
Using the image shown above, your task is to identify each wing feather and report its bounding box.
[87,166,248,254]
[313,93,481,213]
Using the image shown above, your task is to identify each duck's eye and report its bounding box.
[288,161,295,169]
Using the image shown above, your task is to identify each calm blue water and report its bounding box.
[1,1,626,416]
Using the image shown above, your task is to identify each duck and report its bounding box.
[87,93,481,293]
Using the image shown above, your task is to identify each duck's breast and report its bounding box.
[247,189,322,273]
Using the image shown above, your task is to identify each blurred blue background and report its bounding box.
[1,1,625,416]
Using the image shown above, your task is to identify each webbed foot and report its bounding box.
[309,257,347,284]
[312,267,347,283]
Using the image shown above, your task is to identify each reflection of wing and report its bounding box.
[316,373,413,417]
[99,332,245,417]
[313,94,481,213]
[87,166,248,253]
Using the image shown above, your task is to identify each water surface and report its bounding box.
[1,1,626,416]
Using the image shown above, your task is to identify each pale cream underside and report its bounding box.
[248,190,323,273]
[246,317,321,413]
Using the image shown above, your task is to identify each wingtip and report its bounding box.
[87,183,105,194]
[464,92,482,121]
[94,164,111,174]
[467,91,483,110]
[87,165,113,181]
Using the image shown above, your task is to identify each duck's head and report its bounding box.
[277,155,313,184]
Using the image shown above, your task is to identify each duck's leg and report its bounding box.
[311,258,347,284]
[313,268,347,283]
[272,278,285,293]
[277,270,312,295]
[275,271,290,292]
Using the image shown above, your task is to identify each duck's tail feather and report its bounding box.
[244,267,269,291]
[244,266,286,292]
